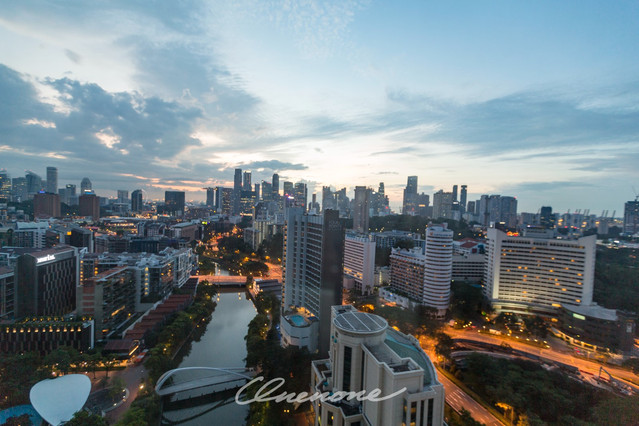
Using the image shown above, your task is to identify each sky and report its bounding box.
[1,0,638,214]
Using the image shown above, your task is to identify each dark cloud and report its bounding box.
[240,160,308,172]
[502,181,595,193]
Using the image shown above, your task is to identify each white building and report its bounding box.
[311,305,445,426]
[484,227,596,315]
[343,233,376,295]
[388,224,452,317]
[13,221,49,248]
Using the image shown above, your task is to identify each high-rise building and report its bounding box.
[281,208,344,355]
[131,189,143,212]
[417,193,430,217]
[62,184,77,205]
[623,200,639,235]
[243,171,252,191]
[11,177,27,202]
[0,169,11,201]
[80,177,92,194]
[214,187,232,215]
[46,167,58,194]
[460,185,467,213]
[0,267,15,321]
[164,191,185,216]
[352,186,370,232]
[204,187,215,207]
[432,190,453,219]
[452,184,458,202]
[293,182,307,211]
[116,190,128,204]
[540,206,554,229]
[500,196,518,228]
[79,193,100,220]
[484,228,596,314]
[322,186,336,211]
[13,246,79,318]
[233,168,242,215]
[26,171,43,199]
[343,234,375,295]
[311,305,445,426]
[33,192,61,218]
[261,181,272,201]
[402,176,418,214]
[283,181,294,198]
[272,173,279,197]
[254,183,260,200]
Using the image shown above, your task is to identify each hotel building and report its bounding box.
[484,228,596,315]
[311,305,445,426]
[343,233,376,296]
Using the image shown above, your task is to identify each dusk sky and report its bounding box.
[1,1,638,213]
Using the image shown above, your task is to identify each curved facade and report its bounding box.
[423,226,453,313]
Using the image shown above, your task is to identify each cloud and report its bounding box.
[240,160,308,172]
[64,49,81,64]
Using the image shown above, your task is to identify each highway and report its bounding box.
[436,369,503,426]
[446,328,639,389]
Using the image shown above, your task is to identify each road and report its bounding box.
[446,328,639,388]
[436,369,503,426]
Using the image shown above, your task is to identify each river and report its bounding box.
[161,278,256,425]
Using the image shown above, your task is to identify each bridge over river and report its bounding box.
[155,367,257,401]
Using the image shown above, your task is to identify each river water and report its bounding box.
[161,279,256,425]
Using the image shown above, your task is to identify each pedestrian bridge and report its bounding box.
[155,367,257,398]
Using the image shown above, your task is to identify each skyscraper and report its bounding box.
[423,224,453,316]
[282,208,345,355]
[293,182,307,211]
[452,184,458,202]
[233,168,242,215]
[540,206,554,229]
[402,176,418,214]
[243,171,252,191]
[26,171,43,198]
[623,200,639,235]
[164,191,185,216]
[460,184,467,213]
[432,190,453,219]
[117,190,129,204]
[0,169,10,201]
[80,177,92,194]
[11,177,27,202]
[131,189,143,212]
[499,196,518,228]
[272,173,279,197]
[204,187,215,207]
[352,186,370,233]
[46,166,58,194]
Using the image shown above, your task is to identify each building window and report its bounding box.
[343,346,352,391]
[427,398,433,426]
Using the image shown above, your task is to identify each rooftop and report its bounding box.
[333,311,387,334]
[563,303,618,321]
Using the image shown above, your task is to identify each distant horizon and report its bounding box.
[1,2,638,214]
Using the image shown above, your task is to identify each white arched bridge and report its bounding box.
[155,367,257,398]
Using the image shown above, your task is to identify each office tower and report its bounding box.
[312,305,445,426]
[484,228,596,314]
[322,186,336,211]
[624,200,639,235]
[115,189,128,205]
[283,181,294,198]
[77,267,136,340]
[460,185,467,212]
[466,201,476,217]
[343,234,376,295]
[293,182,307,210]
[243,171,252,191]
[14,246,79,317]
[131,189,143,212]
[539,206,554,229]
[215,187,232,215]
[417,193,430,217]
[352,186,370,232]
[500,196,518,228]
[164,191,185,216]
[452,184,458,202]
[239,189,257,214]
[204,187,215,207]
[281,209,345,355]
[402,176,418,214]
[272,173,279,197]
[254,183,260,200]
[61,184,77,205]
[79,193,100,220]
[33,192,61,218]
[233,168,242,215]
[0,169,10,201]
[46,167,57,194]
[261,181,272,201]
[309,193,320,212]
[432,190,453,219]
[80,177,92,194]
[26,171,43,198]
[11,177,27,202]
[422,224,453,315]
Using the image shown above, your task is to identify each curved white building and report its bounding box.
[423,225,453,315]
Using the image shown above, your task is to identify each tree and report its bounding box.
[102,354,118,379]
[65,410,108,426]
[109,377,127,400]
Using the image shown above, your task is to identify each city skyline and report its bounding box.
[1,1,638,212]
